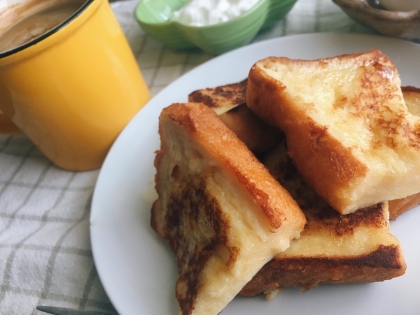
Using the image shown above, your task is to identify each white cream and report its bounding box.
[171,0,260,26]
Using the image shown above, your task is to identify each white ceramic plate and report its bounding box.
[90,33,420,315]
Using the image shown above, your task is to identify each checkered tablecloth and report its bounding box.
[0,0,396,314]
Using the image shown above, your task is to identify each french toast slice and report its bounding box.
[247,49,420,214]
[193,80,420,219]
[186,79,407,295]
[188,80,280,154]
[152,102,306,315]
[240,136,407,296]
[388,86,420,219]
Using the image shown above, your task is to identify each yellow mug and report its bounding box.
[0,0,150,171]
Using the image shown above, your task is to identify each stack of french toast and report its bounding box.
[151,49,420,315]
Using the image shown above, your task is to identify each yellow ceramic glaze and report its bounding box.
[0,0,150,170]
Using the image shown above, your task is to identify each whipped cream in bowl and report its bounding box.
[135,0,298,55]
[171,0,260,27]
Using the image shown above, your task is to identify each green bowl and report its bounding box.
[134,0,298,55]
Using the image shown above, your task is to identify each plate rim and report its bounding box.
[90,32,420,315]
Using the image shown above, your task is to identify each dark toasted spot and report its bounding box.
[162,175,239,315]
[171,164,181,180]
[402,86,420,94]
[272,244,403,271]
[308,123,329,152]
[312,203,385,236]
[347,57,420,151]
[188,79,247,110]
[189,93,217,108]
[240,245,404,296]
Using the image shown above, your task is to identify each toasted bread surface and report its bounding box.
[240,137,406,296]
[389,193,420,220]
[388,86,420,219]
[247,49,420,214]
[188,79,248,116]
[192,80,420,220]
[152,102,305,315]
[188,80,280,154]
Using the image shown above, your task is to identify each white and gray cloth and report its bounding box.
[0,0,400,314]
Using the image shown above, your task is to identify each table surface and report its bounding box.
[0,0,414,314]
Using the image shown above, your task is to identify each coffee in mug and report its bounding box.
[0,0,86,53]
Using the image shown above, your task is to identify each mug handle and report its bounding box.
[0,110,21,134]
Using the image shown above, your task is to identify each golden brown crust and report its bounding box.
[241,244,406,296]
[190,79,420,220]
[387,86,420,219]
[189,80,420,222]
[247,60,368,211]
[261,136,385,234]
[402,86,420,94]
[159,102,303,229]
[238,138,406,295]
[152,102,306,315]
[389,192,420,220]
[189,80,280,154]
[152,177,239,313]
[188,79,248,114]
[247,49,420,214]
